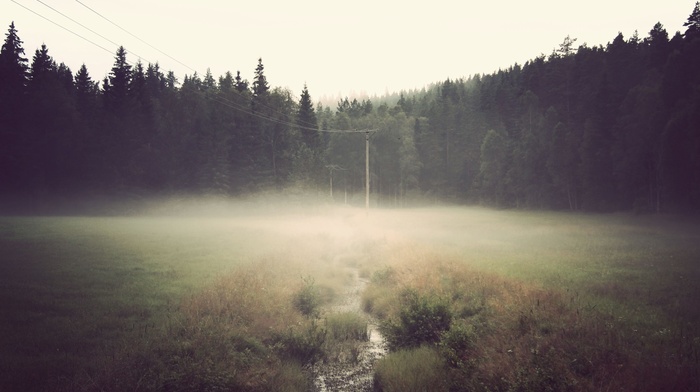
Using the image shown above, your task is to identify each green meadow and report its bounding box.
[1,204,699,391]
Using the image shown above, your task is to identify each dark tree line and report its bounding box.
[2,2,700,213]
[351,3,700,213]
[0,25,324,208]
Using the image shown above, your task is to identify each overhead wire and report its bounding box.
[12,0,374,135]
[34,0,152,65]
[11,0,115,58]
[71,0,346,132]
[75,0,195,73]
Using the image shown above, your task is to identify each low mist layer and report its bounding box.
[1,202,699,390]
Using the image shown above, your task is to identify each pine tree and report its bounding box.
[105,46,132,114]
[297,84,319,148]
[75,64,98,108]
[252,58,269,98]
[219,71,234,92]
[234,70,248,93]
[0,22,28,95]
[684,1,700,41]
[27,44,80,194]
[29,45,57,88]
[0,22,29,192]
[647,22,670,70]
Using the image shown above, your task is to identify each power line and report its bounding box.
[11,0,115,57]
[14,0,374,136]
[75,0,195,73]
[34,0,152,64]
[74,1,311,128]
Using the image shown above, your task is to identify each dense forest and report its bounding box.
[1,3,700,213]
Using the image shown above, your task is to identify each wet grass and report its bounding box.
[0,213,348,391]
[1,206,699,391]
[361,209,700,391]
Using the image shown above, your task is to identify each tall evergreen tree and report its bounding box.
[74,64,98,111]
[0,22,29,192]
[252,58,269,98]
[647,22,670,70]
[684,1,700,41]
[0,22,28,96]
[105,46,132,114]
[234,70,248,93]
[27,44,79,194]
[297,84,319,148]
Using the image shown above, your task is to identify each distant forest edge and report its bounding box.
[1,3,700,213]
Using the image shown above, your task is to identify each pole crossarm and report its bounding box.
[317,128,377,134]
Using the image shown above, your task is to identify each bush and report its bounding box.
[373,346,449,392]
[381,289,452,350]
[293,276,321,318]
[439,321,475,368]
[277,320,326,364]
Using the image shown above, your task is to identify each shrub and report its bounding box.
[373,346,449,392]
[381,289,452,350]
[439,320,476,368]
[277,320,326,364]
[293,276,321,318]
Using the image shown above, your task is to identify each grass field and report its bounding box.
[1,202,699,391]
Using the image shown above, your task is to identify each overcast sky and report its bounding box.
[2,0,695,102]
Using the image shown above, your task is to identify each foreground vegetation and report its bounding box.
[0,205,699,390]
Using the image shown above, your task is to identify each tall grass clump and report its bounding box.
[361,266,396,318]
[373,345,449,392]
[326,312,368,341]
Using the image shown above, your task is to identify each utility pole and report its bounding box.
[326,164,346,200]
[318,128,376,211]
[365,130,370,212]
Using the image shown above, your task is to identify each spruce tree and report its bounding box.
[0,22,28,95]
[684,1,700,41]
[234,70,248,93]
[252,58,269,98]
[297,84,319,148]
[105,46,132,114]
[0,22,29,192]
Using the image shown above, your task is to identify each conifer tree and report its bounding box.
[234,70,248,93]
[105,46,132,114]
[684,1,700,41]
[252,58,269,98]
[0,22,28,95]
[0,22,29,191]
[297,84,319,148]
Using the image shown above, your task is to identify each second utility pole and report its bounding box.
[365,130,370,213]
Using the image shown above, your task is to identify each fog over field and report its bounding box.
[2,196,699,391]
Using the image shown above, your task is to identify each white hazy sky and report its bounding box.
[2,0,695,102]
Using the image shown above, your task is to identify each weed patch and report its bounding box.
[373,345,449,392]
[325,312,368,341]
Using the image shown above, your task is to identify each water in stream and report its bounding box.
[312,268,387,391]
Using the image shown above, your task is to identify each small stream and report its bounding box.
[312,267,387,391]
